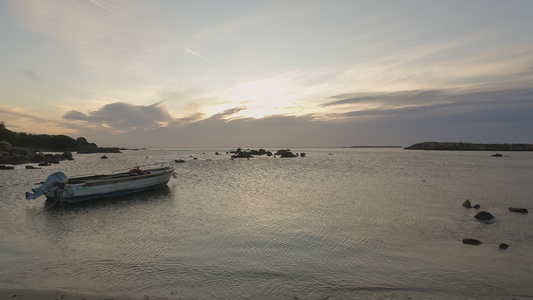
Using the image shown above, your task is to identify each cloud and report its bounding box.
[322,90,448,107]
[0,105,80,135]
[63,101,174,132]
[209,106,248,120]
[0,106,49,124]
[323,88,533,119]
[21,70,42,81]
[57,86,533,148]
[184,46,205,59]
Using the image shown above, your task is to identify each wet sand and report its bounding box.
[0,289,171,300]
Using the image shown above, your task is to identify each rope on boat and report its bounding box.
[33,198,59,215]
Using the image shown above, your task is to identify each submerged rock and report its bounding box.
[473,204,480,209]
[462,238,482,245]
[462,199,472,208]
[509,207,528,214]
[499,243,509,250]
[474,211,495,221]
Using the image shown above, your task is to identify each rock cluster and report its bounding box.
[461,200,529,249]
[0,142,74,165]
[462,199,480,209]
[229,148,305,159]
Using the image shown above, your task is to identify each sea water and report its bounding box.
[1,148,532,299]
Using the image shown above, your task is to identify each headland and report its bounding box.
[404,142,533,151]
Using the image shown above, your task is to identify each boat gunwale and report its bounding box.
[66,162,174,184]
[74,168,173,187]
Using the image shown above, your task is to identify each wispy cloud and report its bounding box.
[89,0,114,13]
[21,70,42,81]
[184,46,205,59]
[12,0,173,75]
[0,105,78,135]
[324,88,533,120]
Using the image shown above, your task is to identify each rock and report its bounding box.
[491,153,503,157]
[275,149,297,158]
[101,155,108,159]
[0,141,12,151]
[0,164,15,170]
[62,151,73,160]
[474,211,495,221]
[462,199,472,208]
[9,146,31,155]
[462,238,482,245]
[499,243,509,249]
[25,165,41,169]
[508,207,528,214]
[473,204,480,209]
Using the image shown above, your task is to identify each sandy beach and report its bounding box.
[0,289,171,300]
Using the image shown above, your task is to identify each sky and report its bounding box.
[1,0,533,148]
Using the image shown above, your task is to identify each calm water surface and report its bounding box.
[1,148,532,299]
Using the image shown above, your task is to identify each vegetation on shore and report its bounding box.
[0,122,121,165]
[405,141,533,151]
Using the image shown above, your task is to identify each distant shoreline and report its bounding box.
[404,142,533,151]
[343,146,403,148]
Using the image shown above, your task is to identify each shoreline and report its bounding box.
[0,289,172,300]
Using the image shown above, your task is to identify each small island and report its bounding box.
[404,142,533,151]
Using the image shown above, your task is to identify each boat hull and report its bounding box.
[45,167,174,203]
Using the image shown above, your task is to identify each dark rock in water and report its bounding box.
[62,151,73,160]
[474,211,495,221]
[462,199,472,208]
[275,149,297,158]
[0,164,14,170]
[462,238,482,245]
[508,207,528,214]
[499,243,509,250]
[491,153,503,157]
[473,204,480,209]
[101,155,108,159]
[25,165,41,169]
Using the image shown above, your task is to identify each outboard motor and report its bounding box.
[25,172,69,200]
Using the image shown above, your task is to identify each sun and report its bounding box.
[229,79,292,118]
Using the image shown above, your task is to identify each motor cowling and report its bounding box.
[25,172,69,200]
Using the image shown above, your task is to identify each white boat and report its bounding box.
[25,162,175,203]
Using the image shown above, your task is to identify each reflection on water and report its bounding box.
[1,148,533,299]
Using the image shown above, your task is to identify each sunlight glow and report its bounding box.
[226,79,294,119]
